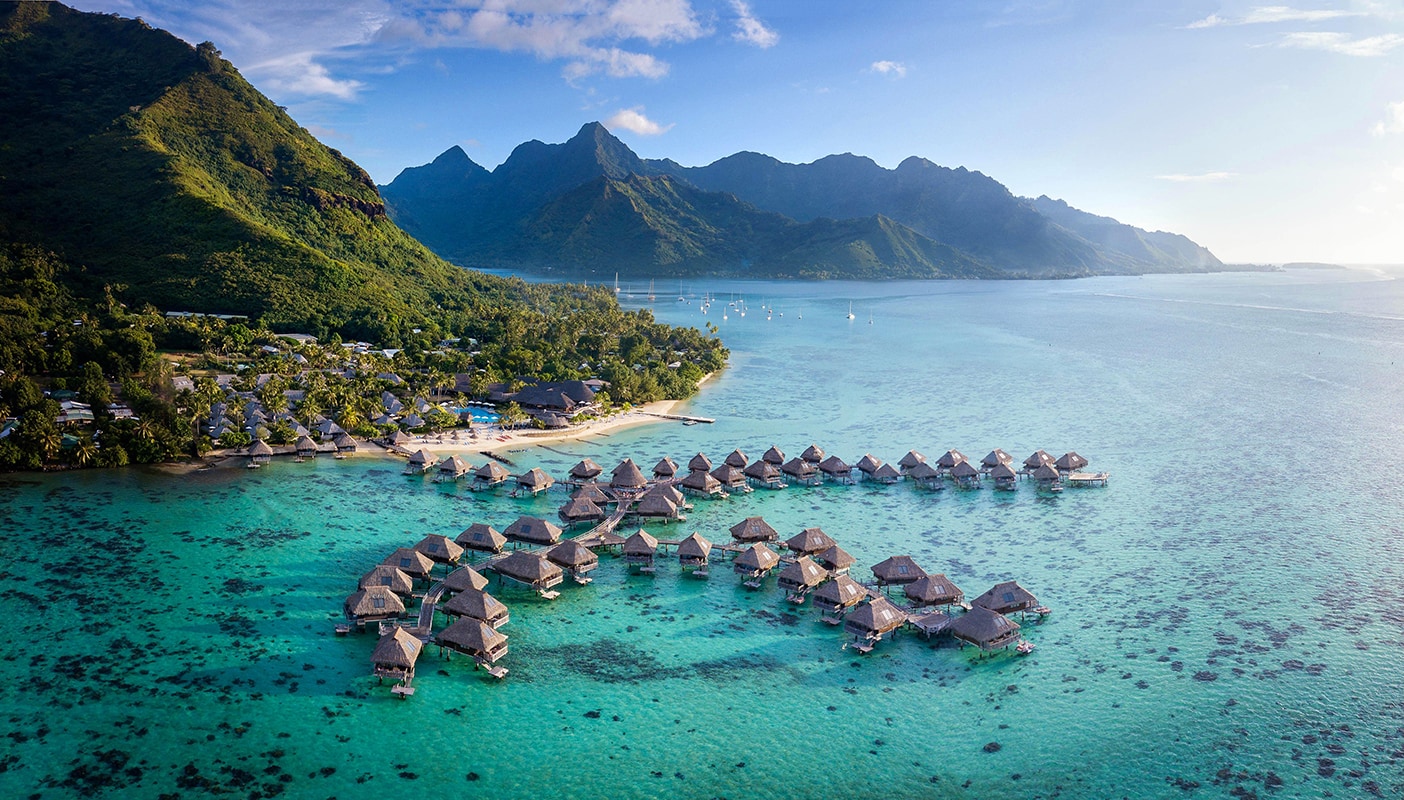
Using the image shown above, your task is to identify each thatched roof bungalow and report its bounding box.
[358,565,414,597]
[1032,463,1062,489]
[333,432,357,453]
[248,439,273,464]
[1023,450,1055,471]
[648,483,685,506]
[516,467,555,495]
[622,529,659,569]
[677,532,712,571]
[490,551,564,592]
[610,458,648,491]
[572,482,610,504]
[558,496,606,526]
[1055,451,1089,472]
[781,457,820,485]
[981,448,1013,471]
[679,469,724,497]
[405,447,435,473]
[295,435,317,457]
[898,450,926,474]
[949,606,1021,651]
[785,527,837,557]
[473,461,510,488]
[816,544,857,575]
[855,454,883,477]
[814,574,867,619]
[569,458,603,481]
[687,452,713,473]
[709,463,747,490]
[951,460,982,488]
[384,429,411,447]
[819,455,854,483]
[971,580,1038,615]
[504,516,563,547]
[546,540,599,577]
[777,556,827,598]
[800,444,826,464]
[991,462,1018,490]
[344,585,405,623]
[904,574,964,608]
[843,596,907,643]
[743,459,785,489]
[436,617,508,664]
[652,456,678,479]
[761,446,786,465]
[729,516,779,543]
[871,555,926,587]
[733,543,780,582]
[724,449,748,468]
[634,490,680,521]
[442,588,510,628]
[456,523,506,554]
[443,566,489,594]
[370,627,422,681]
[908,460,943,490]
[935,449,967,472]
[383,547,436,582]
[437,454,472,480]
[872,463,901,484]
[413,534,464,565]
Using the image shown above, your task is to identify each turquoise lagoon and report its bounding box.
[3,269,1404,799]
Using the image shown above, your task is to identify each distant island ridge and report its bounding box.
[382,122,1253,281]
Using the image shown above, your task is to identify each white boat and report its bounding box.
[846,302,855,320]
[1016,639,1035,655]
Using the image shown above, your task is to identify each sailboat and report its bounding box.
[868,311,874,325]
[846,302,855,320]
[614,273,620,294]
[647,279,655,302]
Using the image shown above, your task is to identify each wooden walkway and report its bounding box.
[639,411,715,424]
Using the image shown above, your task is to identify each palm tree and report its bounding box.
[37,428,63,462]
[69,436,98,467]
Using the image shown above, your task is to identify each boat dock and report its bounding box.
[639,411,715,424]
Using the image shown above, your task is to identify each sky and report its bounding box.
[70,0,1404,264]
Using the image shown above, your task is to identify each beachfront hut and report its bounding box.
[405,448,435,474]
[359,565,414,598]
[991,463,1018,490]
[898,450,927,475]
[1023,450,1056,472]
[443,566,489,595]
[436,455,472,481]
[814,575,866,623]
[816,544,857,575]
[248,439,273,465]
[473,461,511,489]
[516,467,555,495]
[572,482,610,504]
[504,516,563,547]
[730,516,779,543]
[677,532,713,574]
[344,585,405,623]
[843,596,907,650]
[785,527,837,557]
[295,435,317,458]
[687,452,713,473]
[1055,451,1089,472]
[709,463,748,491]
[1032,463,1063,491]
[871,555,927,587]
[547,540,599,582]
[333,433,357,454]
[413,534,464,566]
[384,430,411,448]
[972,581,1039,615]
[777,556,827,602]
[734,543,781,586]
[442,588,510,629]
[951,460,982,488]
[370,627,422,682]
[652,456,679,479]
[743,459,785,489]
[908,461,943,490]
[935,449,967,473]
[762,446,786,465]
[801,444,826,464]
[456,523,506,555]
[680,469,724,497]
[383,547,436,582]
[610,459,648,491]
[819,455,854,483]
[949,606,1022,651]
[400,413,426,429]
[855,454,883,479]
[623,529,660,572]
[635,490,681,522]
[904,574,964,608]
[871,463,902,484]
[489,551,564,594]
[437,617,508,665]
[781,457,821,486]
[569,458,604,482]
[981,449,1013,472]
[558,496,606,526]
[724,449,748,468]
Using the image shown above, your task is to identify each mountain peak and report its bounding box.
[563,120,643,180]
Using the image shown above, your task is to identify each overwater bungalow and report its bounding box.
[904,574,964,608]
[558,495,606,526]
[248,439,273,466]
[437,617,509,667]
[442,566,489,595]
[623,529,660,572]
[981,448,1013,472]
[652,456,679,479]
[730,516,779,543]
[800,444,826,464]
[777,556,827,602]
[971,580,1039,615]
[898,450,927,475]
[634,490,682,522]
[991,462,1018,490]
[649,483,686,506]
[333,432,357,454]
[473,461,511,490]
[734,543,781,587]
[413,534,464,566]
[405,448,435,474]
[872,463,902,484]
[816,544,857,575]
[489,551,564,596]
[456,523,506,555]
[371,627,422,683]
[687,452,713,473]
[743,459,786,489]
[781,457,821,486]
[761,446,786,465]
[814,574,867,623]
[951,460,982,488]
[680,469,725,497]
[359,565,414,598]
[724,449,748,468]
[843,596,907,652]
[1023,450,1056,472]
[569,458,604,483]
[344,585,405,624]
[785,527,837,557]
[504,516,563,547]
[516,467,555,496]
[709,463,749,491]
[442,588,510,628]
[1032,463,1063,492]
[854,454,883,479]
[383,547,436,582]
[819,455,855,484]
[436,454,473,482]
[677,532,713,575]
[610,458,648,492]
[1055,451,1089,472]
[871,555,927,588]
[573,482,611,504]
[908,461,944,490]
[935,449,967,474]
[546,540,599,583]
[949,606,1022,651]
[295,435,317,458]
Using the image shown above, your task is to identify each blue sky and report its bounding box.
[73,1,1404,263]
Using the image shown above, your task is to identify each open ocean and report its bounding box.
[3,268,1404,799]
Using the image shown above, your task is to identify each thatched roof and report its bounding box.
[781,457,817,478]
[981,449,1013,469]
[785,527,836,555]
[680,470,722,493]
[951,460,981,479]
[635,491,679,518]
[907,461,941,481]
[370,627,423,669]
[971,581,1038,614]
[504,516,563,545]
[547,540,599,570]
[762,446,786,465]
[646,483,684,505]
[358,565,413,596]
[816,544,857,572]
[572,482,609,503]
[622,529,659,557]
[898,450,926,468]
[610,458,647,489]
[1055,451,1088,471]
[871,555,926,585]
[295,435,316,452]
[438,454,472,475]
[344,585,405,619]
[407,447,434,465]
[990,463,1018,480]
[677,532,712,562]
[844,596,907,637]
[819,455,851,475]
[383,547,435,579]
[385,429,411,446]
[777,556,827,591]
[855,454,883,474]
[456,523,506,553]
[248,439,274,456]
[1032,464,1061,481]
[414,534,465,564]
[437,617,507,658]
[687,452,713,472]
[490,551,564,586]
[442,588,509,624]
[800,443,825,463]
[724,449,748,468]
[948,606,1021,650]
[652,456,678,477]
[814,574,866,610]
[904,574,964,607]
[559,496,605,522]
[475,462,510,482]
[333,433,356,450]
[443,566,489,594]
[733,543,779,573]
[729,516,778,542]
[570,458,603,479]
[709,464,744,484]
[873,463,901,481]
[1023,450,1055,470]
[743,460,780,481]
[935,449,967,469]
[517,467,555,490]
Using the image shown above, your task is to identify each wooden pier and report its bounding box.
[639,411,715,424]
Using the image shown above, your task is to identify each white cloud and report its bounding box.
[1372,100,1404,136]
[251,52,364,99]
[1278,30,1404,56]
[604,106,674,135]
[1155,171,1238,182]
[869,60,907,78]
[1187,6,1364,28]
[731,0,778,48]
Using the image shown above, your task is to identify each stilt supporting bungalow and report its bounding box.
[814,575,866,624]
[623,529,660,573]
[843,596,906,653]
[677,532,713,577]
[777,556,827,603]
[734,543,780,588]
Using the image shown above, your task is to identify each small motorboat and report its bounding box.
[1016,640,1035,655]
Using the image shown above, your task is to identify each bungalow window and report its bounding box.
[1002,592,1016,603]
[380,577,392,586]
[400,558,411,568]
[897,565,909,575]
[373,597,386,609]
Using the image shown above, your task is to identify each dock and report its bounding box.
[639,411,715,424]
